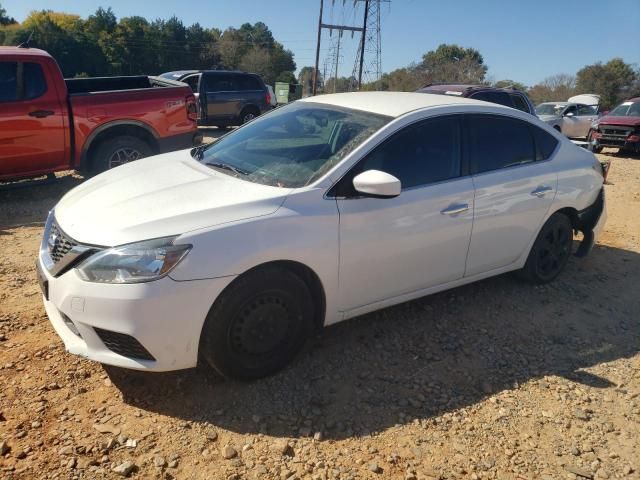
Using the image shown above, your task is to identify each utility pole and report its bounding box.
[312,0,364,96]
[334,31,342,93]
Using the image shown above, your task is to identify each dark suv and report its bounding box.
[160,70,271,128]
[416,84,536,116]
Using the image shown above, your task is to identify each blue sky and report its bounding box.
[4,0,640,86]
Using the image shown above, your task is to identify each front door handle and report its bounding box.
[28,110,54,118]
[531,186,553,197]
[441,203,469,215]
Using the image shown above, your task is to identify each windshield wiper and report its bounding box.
[206,161,250,176]
[191,144,208,160]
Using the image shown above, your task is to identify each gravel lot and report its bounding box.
[0,148,638,480]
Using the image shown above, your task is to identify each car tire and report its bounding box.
[518,212,573,284]
[91,136,153,174]
[587,131,603,154]
[199,266,314,380]
[240,107,259,124]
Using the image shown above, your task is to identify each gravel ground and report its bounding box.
[0,149,638,480]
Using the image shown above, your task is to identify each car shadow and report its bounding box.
[106,242,639,440]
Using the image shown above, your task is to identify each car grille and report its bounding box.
[601,126,633,138]
[94,328,156,361]
[48,220,78,264]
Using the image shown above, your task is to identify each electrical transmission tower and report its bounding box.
[350,0,388,91]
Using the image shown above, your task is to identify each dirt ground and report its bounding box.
[0,148,638,480]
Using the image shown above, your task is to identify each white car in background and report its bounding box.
[37,92,607,379]
[536,94,600,139]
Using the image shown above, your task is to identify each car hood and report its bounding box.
[54,150,291,246]
[597,116,640,127]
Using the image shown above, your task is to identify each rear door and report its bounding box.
[0,59,66,179]
[203,73,238,123]
[464,114,558,277]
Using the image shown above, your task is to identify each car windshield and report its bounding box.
[193,102,391,188]
[535,103,567,116]
[608,101,640,117]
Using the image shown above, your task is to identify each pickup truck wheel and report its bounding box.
[92,136,153,173]
[518,213,573,284]
[199,266,314,380]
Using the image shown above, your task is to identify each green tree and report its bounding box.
[493,79,527,91]
[527,74,576,105]
[0,2,16,25]
[576,58,637,109]
[418,44,487,84]
[298,66,322,95]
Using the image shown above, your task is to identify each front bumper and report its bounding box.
[592,132,640,151]
[38,254,234,371]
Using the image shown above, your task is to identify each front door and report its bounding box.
[203,73,240,123]
[464,114,558,276]
[0,60,66,179]
[334,115,474,312]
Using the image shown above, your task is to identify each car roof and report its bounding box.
[299,92,512,118]
[418,84,524,94]
[539,102,571,106]
[0,46,51,57]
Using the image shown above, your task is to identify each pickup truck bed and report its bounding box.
[0,47,201,181]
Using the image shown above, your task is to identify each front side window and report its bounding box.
[0,61,18,102]
[194,102,390,188]
[467,115,536,174]
[343,116,461,195]
[23,62,46,100]
[576,104,596,116]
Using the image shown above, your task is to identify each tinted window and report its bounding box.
[531,125,559,161]
[204,74,236,92]
[346,116,461,192]
[0,61,18,102]
[467,115,535,174]
[511,94,530,113]
[577,104,597,116]
[564,105,577,115]
[471,91,513,108]
[23,62,46,100]
[236,75,262,90]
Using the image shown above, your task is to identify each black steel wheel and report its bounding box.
[199,266,314,380]
[519,213,573,284]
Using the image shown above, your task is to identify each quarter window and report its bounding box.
[204,74,236,92]
[237,75,262,90]
[340,116,461,195]
[23,62,46,100]
[510,94,530,113]
[0,61,18,102]
[531,125,559,161]
[467,115,536,174]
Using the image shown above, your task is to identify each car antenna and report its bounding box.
[17,31,33,49]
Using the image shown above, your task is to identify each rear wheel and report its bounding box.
[199,266,314,380]
[91,136,153,174]
[240,107,259,124]
[518,213,573,284]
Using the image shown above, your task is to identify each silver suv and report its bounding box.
[160,70,271,128]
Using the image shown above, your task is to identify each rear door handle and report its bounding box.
[28,110,54,118]
[531,186,553,197]
[441,203,469,215]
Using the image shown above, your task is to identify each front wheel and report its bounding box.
[518,213,573,284]
[199,266,314,380]
[587,131,603,153]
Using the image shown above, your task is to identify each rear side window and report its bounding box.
[24,62,46,100]
[471,91,513,108]
[236,75,262,90]
[204,74,236,92]
[467,115,535,174]
[0,61,18,102]
[510,94,530,113]
[349,115,461,191]
[531,125,559,161]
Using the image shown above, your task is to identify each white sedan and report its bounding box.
[38,92,607,379]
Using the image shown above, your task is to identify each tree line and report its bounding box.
[0,5,296,86]
[301,43,640,110]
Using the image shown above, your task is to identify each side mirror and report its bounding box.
[352,170,401,198]
[564,112,575,117]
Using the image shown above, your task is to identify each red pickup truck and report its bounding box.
[0,47,202,181]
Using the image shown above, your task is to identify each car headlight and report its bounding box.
[77,236,191,284]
